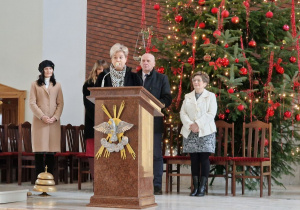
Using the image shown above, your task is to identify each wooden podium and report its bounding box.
[87,87,164,209]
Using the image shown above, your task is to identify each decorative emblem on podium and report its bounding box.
[94,101,136,160]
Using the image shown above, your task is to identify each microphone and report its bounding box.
[101,72,110,87]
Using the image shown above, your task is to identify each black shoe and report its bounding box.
[154,186,162,195]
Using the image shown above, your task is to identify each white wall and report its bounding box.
[0,0,86,125]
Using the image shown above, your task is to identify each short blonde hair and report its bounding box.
[110,43,129,58]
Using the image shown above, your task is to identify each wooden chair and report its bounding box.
[76,125,92,190]
[232,120,272,197]
[54,124,73,184]
[0,124,14,183]
[18,121,35,185]
[163,122,192,193]
[208,120,234,195]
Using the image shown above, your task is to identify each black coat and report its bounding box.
[137,69,172,133]
[95,66,142,87]
[83,79,96,140]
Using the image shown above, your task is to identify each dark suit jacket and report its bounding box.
[82,79,95,140]
[95,66,142,87]
[138,69,172,133]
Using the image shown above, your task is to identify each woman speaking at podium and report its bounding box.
[95,43,142,87]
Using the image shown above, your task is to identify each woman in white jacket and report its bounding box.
[180,71,217,197]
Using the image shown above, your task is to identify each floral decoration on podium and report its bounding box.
[94,101,136,160]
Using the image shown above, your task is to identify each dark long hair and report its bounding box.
[36,71,56,86]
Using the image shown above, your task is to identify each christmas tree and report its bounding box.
[150,0,300,189]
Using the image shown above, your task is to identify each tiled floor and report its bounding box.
[0,181,299,210]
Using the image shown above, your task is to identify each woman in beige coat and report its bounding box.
[29,60,64,177]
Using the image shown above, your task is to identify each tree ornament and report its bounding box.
[295,114,300,121]
[199,22,205,29]
[221,10,229,18]
[157,66,165,73]
[239,67,248,75]
[235,58,239,63]
[283,24,289,31]
[227,88,234,94]
[253,80,259,85]
[243,1,250,8]
[267,108,274,117]
[276,66,284,74]
[289,56,297,63]
[264,139,269,147]
[213,30,221,38]
[154,3,160,10]
[211,7,219,14]
[136,65,142,72]
[175,15,183,23]
[177,1,182,6]
[181,40,187,45]
[221,58,229,67]
[198,0,205,5]
[237,104,244,111]
[231,16,239,24]
[224,43,229,48]
[225,109,230,113]
[284,110,292,119]
[280,46,284,50]
[218,113,225,120]
[248,40,256,47]
[266,11,273,18]
[188,57,195,64]
[203,54,211,62]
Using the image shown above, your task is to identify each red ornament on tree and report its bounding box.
[243,1,250,8]
[157,66,165,73]
[267,108,274,117]
[181,40,187,45]
[264,139,269,147]
[154,3,160,10]
[211,7,219,14]
[283,24,289,31]
[199,22,205,29]
[213,30,221,38]
[280,46,284,50]
[248,40,257,47]
[221,58,229,67]
[231,16,239,24]
[289,56,297,63]
[198,0,205,5]
[239,67,248,75]
[284,111,292,118]
[227,88,234,94]
[221,10,229,18]
[237,104,244,111]
[188,57,195,64]
[175,15,183,23]
[295,114,300,121]
[266,11,273,18]
[224,43,229,48]
[218,113,225,120]
[225,109,230,113]
[235,58,239,63]
[136,65,142,72]
[253,80,259,85]
[276,66,284,74]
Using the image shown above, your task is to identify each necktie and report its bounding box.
[143,74,148,85]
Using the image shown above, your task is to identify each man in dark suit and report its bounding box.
[138,53,172,195]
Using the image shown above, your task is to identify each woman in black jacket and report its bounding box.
[83,59,108,179]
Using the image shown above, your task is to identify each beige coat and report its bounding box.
[29,81,64,152]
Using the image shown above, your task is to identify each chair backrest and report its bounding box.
[0,125,8,152]
[7,123,19,152]
[75,125,85,153]
[61,124,76,152]
[215,120,234,157]
[242,120,272,159]
[163,122,183,156]
[18,121,32,153]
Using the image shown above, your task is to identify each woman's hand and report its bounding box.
[189,123,199,133]
[49,117,57,123]
[41,115,52,124]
